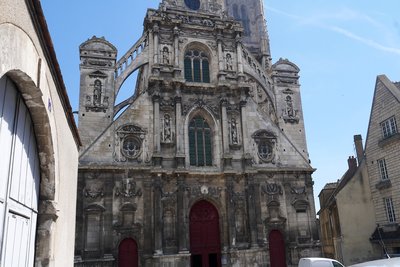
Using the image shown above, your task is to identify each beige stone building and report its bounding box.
[74,0,321,266]
[318,137,379,266]
[319,75,400,265]
[366,75,400,255]
[0,0,80,266]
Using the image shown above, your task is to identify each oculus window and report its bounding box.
[185,0,200,10]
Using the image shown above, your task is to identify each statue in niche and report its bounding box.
[93,79,102,106]
[285,95,294,118]
[163,208,176,246]
[230,118,239,144]
[226,53,233,71]
[162,114,172,143]
[283,94,299,123]
[162,46,170,64]
[235,206,247,242]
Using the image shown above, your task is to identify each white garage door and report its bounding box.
[0,76,40,267]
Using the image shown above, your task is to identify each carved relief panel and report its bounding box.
[261,181,286,228]
[113,177,143,234]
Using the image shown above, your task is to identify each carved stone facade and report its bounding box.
[75,0,320,266]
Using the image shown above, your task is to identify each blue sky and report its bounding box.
[42,1,400,209]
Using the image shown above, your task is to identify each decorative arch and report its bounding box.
[184,107,221,168]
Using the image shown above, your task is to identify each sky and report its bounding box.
[41,1,400,210]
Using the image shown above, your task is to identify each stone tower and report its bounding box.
[75,0,320,266]
[78,38,117,151]
[225,0,271,68]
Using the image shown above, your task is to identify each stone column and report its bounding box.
[226,177,236,248]
[153,176,163,255]
[246,175,258,247]
[174,26,179,67]
[143,178,154,255]
[236,35,243,74]
[153,24,159,64]
[240,99,249,155]
[218,37,224,71]
[177,175,189,252]
[153,94,161,154]
[148,30,154,66]
[221,98,229,155]
[175,96,182,154]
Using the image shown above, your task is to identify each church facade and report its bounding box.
[74,0,320,266]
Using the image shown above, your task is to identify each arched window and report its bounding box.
[189,116,212,166]
[184,50,210,83]
[240,5,251,36]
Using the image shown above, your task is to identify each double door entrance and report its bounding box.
[190,200,221,267]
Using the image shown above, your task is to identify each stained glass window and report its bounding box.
[184,50,210,83]
[189,116,212,166]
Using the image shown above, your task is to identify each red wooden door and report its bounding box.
[269,230,287,267]
[190,200,221,267]
[118,238,138,267]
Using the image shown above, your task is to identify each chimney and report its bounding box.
[354,135,364,165]
[348,156,357,170]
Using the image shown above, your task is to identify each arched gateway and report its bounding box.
[269,230,287,267]
[118,238,138,267]
[189,200,221,267]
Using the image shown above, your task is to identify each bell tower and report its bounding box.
[225,0,271,68]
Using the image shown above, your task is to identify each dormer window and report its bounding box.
[184,50,210,83]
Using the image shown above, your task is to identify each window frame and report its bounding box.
[188,116,212,167]
[378,158,389,181]
[184,50,210,83]
[381,116,398,139]
[384,197,396,223]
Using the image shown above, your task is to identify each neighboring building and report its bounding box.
[0,0,80,266]
[319,75,400,265]
[318,136,379,266]
[366,75,400,256]
[74,0,320,266]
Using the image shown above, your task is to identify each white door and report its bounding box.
[0,76,40,267]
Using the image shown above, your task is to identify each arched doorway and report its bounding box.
[0,76,40,266]
[189,200,221,267]
[118,238,138,267]
[269,230,287,267]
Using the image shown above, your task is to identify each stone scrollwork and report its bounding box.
[188,185,222,199]
[182,98,220,119]
[261,182,283,196]
[115,179,142,198]
[84,187,104,200]
[252,130,277,164]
